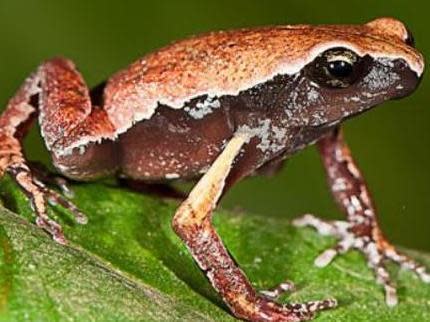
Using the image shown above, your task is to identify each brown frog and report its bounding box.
[0,17,427,321]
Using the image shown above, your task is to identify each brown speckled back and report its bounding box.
[103,18,423,135]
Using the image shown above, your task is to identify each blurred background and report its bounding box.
[0,0,428,251]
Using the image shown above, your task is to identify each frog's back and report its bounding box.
[102,21,421,137]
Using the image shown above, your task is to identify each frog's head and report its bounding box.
[283,17,424,128]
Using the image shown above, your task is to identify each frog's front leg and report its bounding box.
[294,128,430,306]
[173,132,336,322]
[0,58,115,243]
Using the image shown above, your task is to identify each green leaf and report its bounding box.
[0,176,429,321]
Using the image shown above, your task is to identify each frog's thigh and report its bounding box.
[36,59,118,180]
[0,58,117,180]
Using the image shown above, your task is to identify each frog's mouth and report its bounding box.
[309,102,380,130]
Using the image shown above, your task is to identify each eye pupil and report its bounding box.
[328,60,353,78]
[305,47,364,89]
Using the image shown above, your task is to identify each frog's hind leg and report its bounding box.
[294,128,430,307]
[28,161,75,198]
[173,132,336,322]
[0,58,115,243]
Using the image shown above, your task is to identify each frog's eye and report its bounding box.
[306,47,365,88]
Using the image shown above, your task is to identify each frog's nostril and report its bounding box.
[393,68,421,100]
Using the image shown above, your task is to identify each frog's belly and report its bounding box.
[118,106,233,181]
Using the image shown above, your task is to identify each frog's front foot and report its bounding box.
[293,214,430,306]
[0,135,87,244]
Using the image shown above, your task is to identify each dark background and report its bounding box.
[0,0,428,251]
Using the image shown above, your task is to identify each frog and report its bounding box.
[0,16,428,322]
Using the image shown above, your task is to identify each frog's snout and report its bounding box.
[392,60,422,100]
